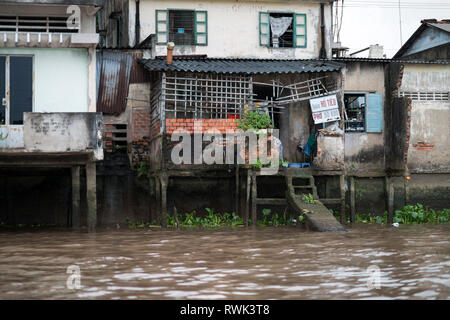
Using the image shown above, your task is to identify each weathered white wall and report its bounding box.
[0,47,90,113]
[342,62,386,172]
[136,0,333,59]
[401,64,450,173]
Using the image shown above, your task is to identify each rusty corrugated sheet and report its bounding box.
[129,51,151,84]
[96,50,151,114]
[97,50,132,115]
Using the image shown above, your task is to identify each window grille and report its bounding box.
[164,74,253,119]
[0,15,79,33]
[399,91,449,101]
[169,10,195,45]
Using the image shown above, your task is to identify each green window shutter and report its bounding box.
[195,11,208,46]
[366,93,383,133]
[259,12,270,47]
[156,10,168,44]
[294,13,307,48]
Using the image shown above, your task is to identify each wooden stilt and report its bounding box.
[350,176,356,224]
[71,166,81,229]
[251,173,257,226]
[86,162,97,233]
[245,169,251,227]
[160,172,168,228]
[340,174,346,225]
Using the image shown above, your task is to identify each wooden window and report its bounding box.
[293,13,307,48]
[259,12,306,48]
[156,10,207,46]
[344,93,383,133]
[366,93,383,133]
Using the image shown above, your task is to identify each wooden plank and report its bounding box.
[256,198,286,205]
[320,198,342,205]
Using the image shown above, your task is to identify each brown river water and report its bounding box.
[0,224,449,300]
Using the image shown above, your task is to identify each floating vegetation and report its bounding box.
[332,203,449,225]
[127,208,297,229]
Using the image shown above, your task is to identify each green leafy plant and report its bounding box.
[137,162,149,178]
[237,111,273,131]
[301,193,316,204]
[393,204,449,224]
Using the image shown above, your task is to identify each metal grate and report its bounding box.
[399,91,449,101]
[0,15,78,33]
[163,73,253,119]
[169,10,195,45]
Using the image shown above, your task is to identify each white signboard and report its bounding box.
[309,94,341,124]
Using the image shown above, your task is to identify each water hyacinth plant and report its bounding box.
[332,203,449,225]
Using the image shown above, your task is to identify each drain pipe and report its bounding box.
[167,42,175,65]
[319,3,327,59]
[135,0,140,46]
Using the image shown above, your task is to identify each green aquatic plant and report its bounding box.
[393,204,449,224]
[125,208,297,229]
[343,204,449,225]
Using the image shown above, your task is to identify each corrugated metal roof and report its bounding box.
[96,50,132,115]
[138,58,343,75]
[332,57,450,64]
[428,22,450,33]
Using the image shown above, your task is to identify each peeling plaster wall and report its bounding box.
[400,64,450,173]
[342,62,386,173]
[139,0,333,59]
[23,112,103,160]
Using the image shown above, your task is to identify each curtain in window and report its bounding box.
[269,17,293,47]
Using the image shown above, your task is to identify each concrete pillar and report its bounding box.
[340,175,346,224]
[385,176,394,223]
[154,176,161,225]
[71,166,81,228]
[349,176,356,224]
[160,173,168,228]
[235,165,239,216]
[245,169,251,227]
[251,173,257,226]
[86,162,97,232]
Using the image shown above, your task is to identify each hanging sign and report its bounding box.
[309,94,341,124]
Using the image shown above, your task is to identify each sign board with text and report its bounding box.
[309,94,340,124]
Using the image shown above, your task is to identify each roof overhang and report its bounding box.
[138,58,343,75]
[393,22,450,59]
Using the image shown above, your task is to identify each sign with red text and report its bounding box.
[309,94,341,124]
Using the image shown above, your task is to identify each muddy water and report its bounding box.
[0,224,449,300]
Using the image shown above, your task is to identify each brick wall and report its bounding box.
[165,118,239,134]
[131,108,150,164]
[132,108,150,141]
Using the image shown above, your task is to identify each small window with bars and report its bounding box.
[156,10,207,46]
[0,15,79,33]
[169,10,195,45]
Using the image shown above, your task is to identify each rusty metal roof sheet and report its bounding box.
[96,50,132,115]
[138,58,343,75]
